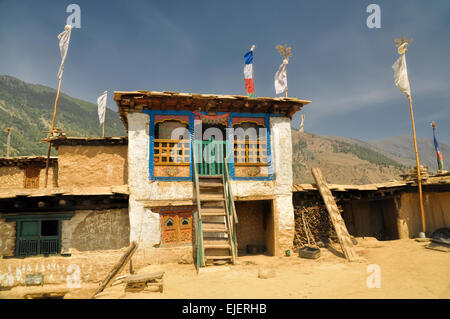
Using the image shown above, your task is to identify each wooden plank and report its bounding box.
[123,272,165,284]
[142,200,195,207]
[92,241,138,298]
[311,168,361,262]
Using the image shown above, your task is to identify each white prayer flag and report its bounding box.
[392,54,411,97]
[57,25,72,80]
[275,59,288,94]
[97,91,107,125]
[299,113,305,133]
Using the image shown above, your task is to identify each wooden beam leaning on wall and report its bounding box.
[311,168,361,262]
[92,241,138,298]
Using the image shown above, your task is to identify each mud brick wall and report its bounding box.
[57,145,127,187]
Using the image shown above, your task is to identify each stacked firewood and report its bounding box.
[294,200,342,248]
[401,165,429,181]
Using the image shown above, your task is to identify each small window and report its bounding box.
[233,122,268,165]
[159,209,193,246]
[154,120,191,165]
[24,166,41,189]
[16,219,61,257]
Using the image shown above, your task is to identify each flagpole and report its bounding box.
[407,94,426,233]
[45,25,71,188]
[102,123,105,137]
[44,77,63,187]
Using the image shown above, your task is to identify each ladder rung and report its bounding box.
[200,194,224,201]
[199,182,223,188]
[205,255,233,260]
[201,207,226,214]
[204,244,231,249]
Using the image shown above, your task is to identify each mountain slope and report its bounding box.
[0,75,125,156]
[369,135,450,172]
[292,132,410,185]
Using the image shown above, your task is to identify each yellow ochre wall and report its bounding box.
[57,145,128,187]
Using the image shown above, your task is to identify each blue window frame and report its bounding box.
[143,110,277,181]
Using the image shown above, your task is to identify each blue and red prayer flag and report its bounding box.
[243,46,255,97]
[431,121,444,171]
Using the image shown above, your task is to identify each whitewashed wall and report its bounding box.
[127,112,295,254]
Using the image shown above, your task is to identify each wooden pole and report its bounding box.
[45,77,63,188]
[5,128,13,157]
[102,122,105,137]
[408,94,426,233]
[285,69,288,98]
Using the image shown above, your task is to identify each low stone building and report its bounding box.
[293,172,450,241]
[0,138,130,289]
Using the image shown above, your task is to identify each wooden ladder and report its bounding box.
[195,175,235,266]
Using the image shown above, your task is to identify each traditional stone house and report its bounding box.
[113,91,311,265]
[0,138,129,260]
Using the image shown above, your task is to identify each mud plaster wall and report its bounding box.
[396,191,450,238]
[57,145,127,187]
[0,248,131,287]
[343,200,394,239]
[0,166,57,189]
[0,217,15,256]
[126,112,293,256]
[61,208,130,253]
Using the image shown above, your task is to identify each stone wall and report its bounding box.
[269,117,294,254]
[61,208,130,253]
[57,145,127,187]
[0,166,23,188]
[0,217,15,257]
[0,248,131,288]
[0,165,57,190]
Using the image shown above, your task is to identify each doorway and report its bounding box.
[235,200,275,256]
[194,123,228,176]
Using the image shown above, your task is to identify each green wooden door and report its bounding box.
[193,139,227,176]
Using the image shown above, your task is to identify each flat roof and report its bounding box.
[0,156,57,167]
[43,136,128,146]
[0,185,129,199]
[292,172,450,193]
[114,90,312,129]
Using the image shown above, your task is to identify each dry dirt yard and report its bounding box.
[1,238,449,299]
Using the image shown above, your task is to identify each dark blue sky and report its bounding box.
[0,0,449,144]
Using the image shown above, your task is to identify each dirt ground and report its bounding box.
[1,238,449,299]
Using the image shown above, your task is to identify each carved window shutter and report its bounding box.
[25,166,41,189]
